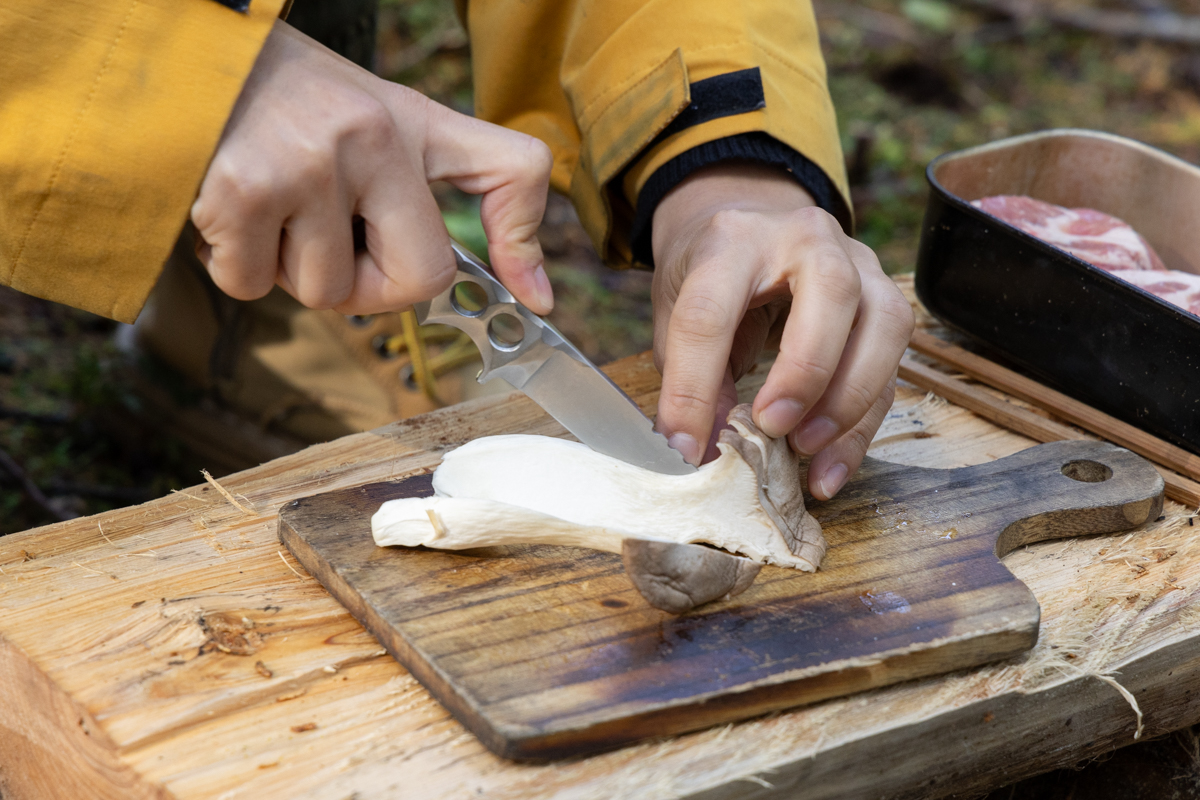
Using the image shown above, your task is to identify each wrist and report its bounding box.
[650,163,817,265]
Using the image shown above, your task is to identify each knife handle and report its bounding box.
[413,242,576,387]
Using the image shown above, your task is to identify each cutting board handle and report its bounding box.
[960,440,1165,556]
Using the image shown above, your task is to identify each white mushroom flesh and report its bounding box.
[373,431,817,570]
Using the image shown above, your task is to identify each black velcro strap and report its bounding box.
[655,67,766,144]
[211,0,251,13]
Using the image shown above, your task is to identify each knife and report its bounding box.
[414,242,696,475]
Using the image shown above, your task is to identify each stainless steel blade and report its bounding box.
[414,242,695,475]
[514,349,695,474]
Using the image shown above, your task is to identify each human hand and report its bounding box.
[650,163,914,500]
[191,21,554,316]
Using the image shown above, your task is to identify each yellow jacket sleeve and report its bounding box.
[0,0,285,322]
[466,0,850,268]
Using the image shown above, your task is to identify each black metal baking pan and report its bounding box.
[914,129,1200,454]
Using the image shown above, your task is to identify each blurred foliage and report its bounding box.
[438,191,490,260]
[0,292,199,533]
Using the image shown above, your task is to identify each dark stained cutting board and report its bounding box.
[278,440,1163,761]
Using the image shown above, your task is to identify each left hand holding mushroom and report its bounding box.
[650,163,915,500]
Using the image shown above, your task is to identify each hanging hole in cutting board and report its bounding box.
[452,281,488,317]
[489,314,525,351]
[1061,459,1113,483]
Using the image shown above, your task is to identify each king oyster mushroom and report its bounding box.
[372,404,825,612]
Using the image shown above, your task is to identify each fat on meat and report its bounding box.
[973,194,1200,317]
[1109,269,1200,317]
[972,195,1166,272]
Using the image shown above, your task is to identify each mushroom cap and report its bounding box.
[621,539,763,614]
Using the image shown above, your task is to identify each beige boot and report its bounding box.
[132,228,487,470]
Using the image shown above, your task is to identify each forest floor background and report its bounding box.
[5,0,1200,795]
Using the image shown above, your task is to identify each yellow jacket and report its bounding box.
[1,0,848,323]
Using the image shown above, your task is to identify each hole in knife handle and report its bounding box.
[1061,460,1113,483]
[451,281,488,317]
[488,314,525,351]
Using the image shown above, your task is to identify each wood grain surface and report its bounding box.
[279,440,1162,759]
[2,276,1199,800]
[897,355,1200,506]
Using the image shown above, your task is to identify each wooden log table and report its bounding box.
[3,276,1198,799]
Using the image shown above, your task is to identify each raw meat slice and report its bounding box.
[1110,269,1200,317]
[973,194,1200,318]
[972,195,1166,272]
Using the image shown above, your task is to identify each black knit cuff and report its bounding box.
[629,132,851,267]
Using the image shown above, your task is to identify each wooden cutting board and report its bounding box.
[278,439,1162,761]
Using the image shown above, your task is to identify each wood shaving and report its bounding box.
[1093,674,1144,740]
[201,470,256,516]
[277,550,311,581]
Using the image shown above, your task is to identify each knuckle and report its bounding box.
[408,249,457,299]
[222,170,277,217]
[662,384,710,416]
[295,276,351,311]
[522,136,554,179]
[841,380,880,418]
[345,95,397,148]
[812,256,862,306]
[876,286,916,338]
[707,208,755,239]
[670,291,735,342]
[296,288,335,310]
[211,266,269,302]
[879,378,898,409]
[791,205,841,234]
[189,199,214,231]
[291,141,336,189]
[842,425,872,457]
[778,352,835,388]
[847,237,879,264]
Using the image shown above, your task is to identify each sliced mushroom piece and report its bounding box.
[372,403,824,611]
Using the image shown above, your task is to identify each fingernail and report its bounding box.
[794,416,839,455]
[817,463,848,500]
[533,264,553,314]
[667,432,701,466]
[757,399,804,439]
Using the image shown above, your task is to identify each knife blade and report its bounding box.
[413,242,696,475]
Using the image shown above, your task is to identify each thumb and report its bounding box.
[423,106,554,315]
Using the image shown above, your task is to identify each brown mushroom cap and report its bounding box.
[619,403,825,613]
[621,539,763,614]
